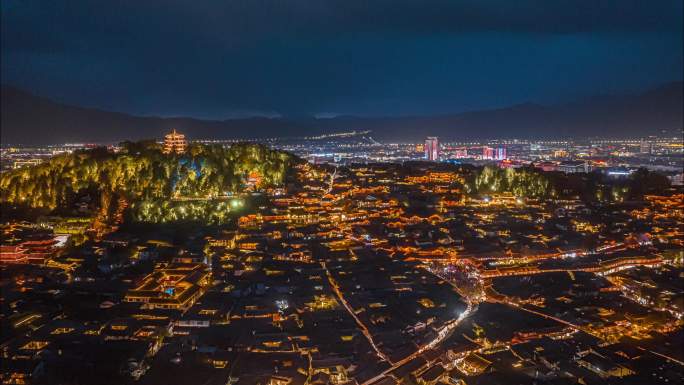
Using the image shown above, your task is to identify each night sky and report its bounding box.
[2,1,682,119]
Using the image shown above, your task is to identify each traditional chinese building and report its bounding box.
[0,239,57,265]
[123,263,210,311]
[162,129,187,154]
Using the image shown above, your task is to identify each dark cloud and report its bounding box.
[2,1,682,118]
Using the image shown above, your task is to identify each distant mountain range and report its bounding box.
[1,82,682,145]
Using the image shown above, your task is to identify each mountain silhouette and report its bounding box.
[1,82,681,145]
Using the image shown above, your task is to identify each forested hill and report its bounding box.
[0,142,298,223]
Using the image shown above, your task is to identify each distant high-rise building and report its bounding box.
[640,139,652,154]
[669,173,684,186]
[163,129,187,154]
[483,146,506,160]
[455,148,468,158]
[495,147,507,160]
[425,137,439,161]
[482,146,494,160]
[558,161,590,173]
[553,149,568,158]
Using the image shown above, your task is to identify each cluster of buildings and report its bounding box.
[2,154,682,384]
[1,127,683,384]
[0,128,188,173]
[422,138,505,162]
[0,144,99,172]
[0,233,59,265]
[3,132,681,186]
[273,135,683,184]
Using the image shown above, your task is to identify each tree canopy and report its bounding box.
[1,142,298,223]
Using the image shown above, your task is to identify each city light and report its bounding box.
[1,3,682,383]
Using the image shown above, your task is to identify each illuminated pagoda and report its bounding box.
[163,129,187,154]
